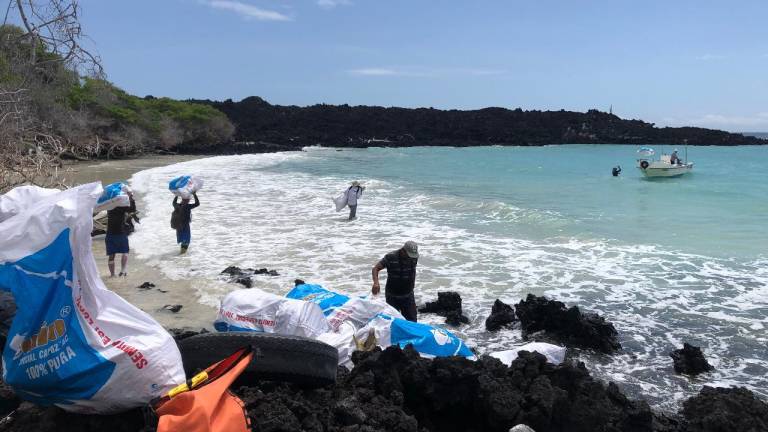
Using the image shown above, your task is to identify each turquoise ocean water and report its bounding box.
[131,145,767,412]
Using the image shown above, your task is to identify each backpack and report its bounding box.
[170,208,182,230]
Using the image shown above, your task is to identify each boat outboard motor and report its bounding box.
[612,165,622,176]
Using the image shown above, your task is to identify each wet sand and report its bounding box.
[68,155,219,329]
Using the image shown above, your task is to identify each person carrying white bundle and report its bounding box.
[345,181,365,220]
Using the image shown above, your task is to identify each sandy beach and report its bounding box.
[66,155,220,330]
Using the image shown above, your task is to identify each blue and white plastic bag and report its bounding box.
[0,183,185,413]
[168,175,204,200]
[95,182,131,213]
[358,314,475,360]
[286,283,403,331]
[214,288,330,338]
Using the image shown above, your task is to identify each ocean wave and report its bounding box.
[129,153,768,411]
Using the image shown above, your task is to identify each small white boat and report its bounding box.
[636,147,693,178]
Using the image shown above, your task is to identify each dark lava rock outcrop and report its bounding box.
[515,294,621,353]
[0,345,674,432]
[220,266,280,288]
[681,386,768,432]
[669,343,713,376]
[485,299,517,331]
[418,291,469,326]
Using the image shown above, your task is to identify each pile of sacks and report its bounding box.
[214,284,567,368]
[214,284,476,368]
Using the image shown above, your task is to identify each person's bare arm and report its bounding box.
[372,262,384,295]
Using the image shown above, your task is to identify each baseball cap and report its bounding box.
[403,241,419,258]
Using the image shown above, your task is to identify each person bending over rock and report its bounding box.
[172,192,200,254]
[105,191,136,277]
[372,241,419,322]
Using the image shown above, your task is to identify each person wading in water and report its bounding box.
[171,192,200,254]
[371,241,419,322]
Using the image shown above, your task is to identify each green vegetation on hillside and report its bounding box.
[0,23,233,162]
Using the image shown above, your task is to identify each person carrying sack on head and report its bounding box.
[171,192,200,254]
[371,240,419,322]
[106,190,136,277]
[345,181,365,220]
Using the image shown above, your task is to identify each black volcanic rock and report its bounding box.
[515,294,621,353]
[681,386,768,432]
[670,343,713,375]
[168,327,209,342]
[485,299,517,331]
[419,291,470,326]
[188,97,768,153]
[220,266,279,288]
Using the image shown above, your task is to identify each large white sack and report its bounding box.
[488,342,566,366]
[0,185,60,223]
[214,288,330,338]
[0,182,185,414]
[94,182,131,213]
[316,322,357,369]
[286,284,403,331]
[168,175,203,200]
[333,193,347,212]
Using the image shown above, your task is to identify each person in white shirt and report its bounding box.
[345,181,365,220]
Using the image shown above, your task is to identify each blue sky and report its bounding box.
[72,0,768,131]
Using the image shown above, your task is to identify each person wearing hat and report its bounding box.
[371,241,419,321]
[345,181,365,220]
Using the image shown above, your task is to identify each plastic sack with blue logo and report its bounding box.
[168,175,204,200]
[357,314,475,360]
[0,183,185,413]
[94,182,131,213]
[286,283,403,332]
[214,288,330,338]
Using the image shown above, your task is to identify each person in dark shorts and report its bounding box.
[105,191,136,277]
[172,192,200,254]
[371,240,419,322]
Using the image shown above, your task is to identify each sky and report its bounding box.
[63,1,768,131]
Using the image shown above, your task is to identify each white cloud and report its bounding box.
[349,68,400,76]
[317,0,351,8]
[667,113,768,130]
[206,0,292,21]
[695,53,725,61]
[348,66,508,78]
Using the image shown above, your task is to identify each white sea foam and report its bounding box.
[129,152,768,411]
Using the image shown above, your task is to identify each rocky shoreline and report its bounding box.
[1,293,766,431]
[2,343,766,432]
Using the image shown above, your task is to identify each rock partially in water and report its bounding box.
[515,294,621,353]
[485,299,517,331]
[445,310,470,326]
[221,266,280,288]
[419,291,470,326]
[669,343,713,376]
[681,386,768,432]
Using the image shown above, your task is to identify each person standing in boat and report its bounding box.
[172,192,200,254]
[670,150,681,165]
[345,181,365,220]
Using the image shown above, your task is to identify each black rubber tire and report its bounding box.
[177,332,338,387]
